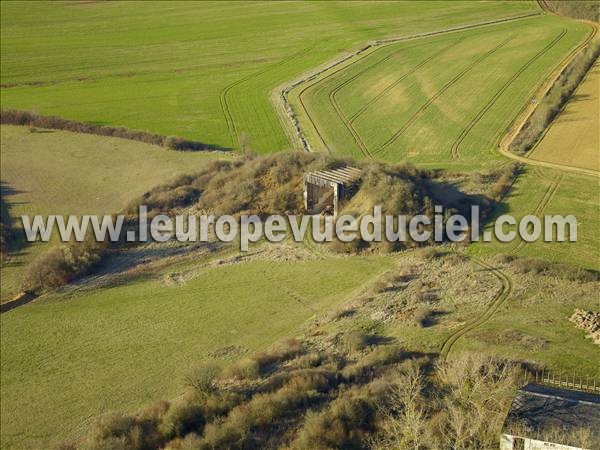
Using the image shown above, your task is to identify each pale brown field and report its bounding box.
[529,61,600,172]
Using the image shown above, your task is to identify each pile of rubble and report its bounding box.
[569,309,600,345]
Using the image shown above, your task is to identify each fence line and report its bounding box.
[522,368,600,393]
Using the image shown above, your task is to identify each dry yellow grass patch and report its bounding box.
[530,62,599,172]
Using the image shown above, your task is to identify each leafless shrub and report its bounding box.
[487,163,521,202]
[159,394,204,439]
[22,237,106,292]
[185,363,221,397]
[545,0,599,21]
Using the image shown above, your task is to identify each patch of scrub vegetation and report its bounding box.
[544,0,599,22]
[0,1,538,152]
[67,318,600,450]
[292,14,589,169]
[16,150,521,297]
[316,250,599,375]
[0,125,228,302]
[510,38,600,154]
[65,340,527,450]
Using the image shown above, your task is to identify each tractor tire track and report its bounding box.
[347,38,462,125]
[375,37,513,157]
[286,12,541,153]
[261,260,317,313]
[326,47,409,157]
[296,46,404,154]
[451,28,568,160]
[329,38,464,158]
[220,46,313,148]
[511,168,563,254]
[439,256,513,360]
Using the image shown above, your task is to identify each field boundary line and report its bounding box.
[439,256,513,360]
[450,28,568,160]
[275,11,542,153]
[220,46,314,148]
[496,19,600,178]
[375,36,514,157]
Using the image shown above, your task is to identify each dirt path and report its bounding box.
[439,256,513,360]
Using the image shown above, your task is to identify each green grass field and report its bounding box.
[0,250,393,449]
[1,2,599,448]
[469,166,600,271]
[292,14,590,169]
[0,1,538,153]
[0,125,227,302]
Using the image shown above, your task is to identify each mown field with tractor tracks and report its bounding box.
[290,15,590,170]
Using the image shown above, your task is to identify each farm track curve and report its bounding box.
[439,256,513,360]
[220,46,313,148]
[329,38,463,158]
[451,28,568,160]
[375,36,514,157]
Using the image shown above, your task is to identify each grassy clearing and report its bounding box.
[0,1,538,152]
[0,125,227,302]
[0,251,394,449]
[469,166,600,270]
[528,61,599,172]
[292,15,590,169]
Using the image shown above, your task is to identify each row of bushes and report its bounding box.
[67,335,536,450]
[510,39,600,154]
[0,109,223,151]
[544,1,599,22]
[498,254,599,282]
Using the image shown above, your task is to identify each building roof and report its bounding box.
[503,383,600,446]
[305,166,362,186]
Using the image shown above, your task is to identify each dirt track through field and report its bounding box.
[439,256,513,360]
[511,168,563,254]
